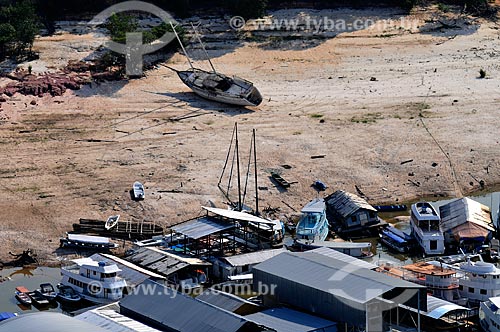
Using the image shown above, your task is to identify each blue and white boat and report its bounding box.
[379,224,413,253]
[410,202,445,255]
[480,297,500,332]
[295,198,329,243]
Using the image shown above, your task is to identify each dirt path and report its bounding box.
[0,8,499,263]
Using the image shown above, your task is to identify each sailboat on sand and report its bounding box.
[164,23,262,107]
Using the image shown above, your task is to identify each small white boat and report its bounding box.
[105,215,120,230]
[295,239,373,258]
[410,202,445,255]
[60,233,118,251]
[295,198,329,243]
[132,181,145,200]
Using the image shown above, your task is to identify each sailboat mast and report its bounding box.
[169,22,194,70]
[191,23,217,74]
[253,129,259,216]
[235,123,242,211]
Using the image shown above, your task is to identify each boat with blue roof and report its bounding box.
[295,198,329,243]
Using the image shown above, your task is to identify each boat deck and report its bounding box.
[403,261,457,276]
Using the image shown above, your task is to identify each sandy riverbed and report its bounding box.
[0,6,499,264]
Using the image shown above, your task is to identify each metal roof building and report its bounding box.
[246,307,338,332]
[307,247,377,270]
[196,289,262,315]
[252,251,426,330]
[125,247,211,277]
[76,303,162,332]
[119,279,271,332]
[0,312,109,332]
[439,197,494,244]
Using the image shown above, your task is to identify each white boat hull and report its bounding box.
[189,84,258,106]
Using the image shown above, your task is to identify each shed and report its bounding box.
[119,279,270,332]
[196,289,262,315]
[307,247,377,270]
[246,307,338,332]
[439,197,494,247]
[252,251,426,330]
[212,248,286,280]
[325,190,378,229]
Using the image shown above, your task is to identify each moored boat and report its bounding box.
[39,283,57,302]
[60,233,119,251]
[14,286,32,306]
[105,215,120,230]
[410,202,445,255]
[295,198,329,243]
[56,284,81,303]
[60,259,127,304]
[480,297,500,332]
[379,224,413,253]
[28,289,49,306]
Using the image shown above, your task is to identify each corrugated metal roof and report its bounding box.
[0,312,109,332]
[196,289,260,313]
[301,198,326,214]
[399,295,469,319]
[253,252,423,304]
[76,304,162,332]
[119,279,267,332]
[325,190,376,218]
[222,248,287,267]
[202,206,277,225]
[172,216,235,240]
[125,247,210,277]
[246,308,337,332]
[308,247,377,270]
[88,253,164,288]
[439,197,494,233]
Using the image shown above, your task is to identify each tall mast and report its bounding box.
[169,22,194,70]
[191,23,217,74]
[253,129,259,216]
[235,123,242,211]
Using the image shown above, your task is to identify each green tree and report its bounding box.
[0,0,40,57]
[0,23,15,55]
[105,13,139,44]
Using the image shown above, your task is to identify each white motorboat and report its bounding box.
[295,198,329,243]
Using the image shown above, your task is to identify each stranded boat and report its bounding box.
[295,198,329,243]
[60,233,119,251]
[294,239,373,258]
[410,202,445,255]
[166,23,262,107]
[60,259,127,304]
[132,182,145,201]
[379,224,413,253]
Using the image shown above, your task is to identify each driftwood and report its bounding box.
[1,249,38,267]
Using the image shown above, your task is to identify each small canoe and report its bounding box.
[15,286,32,306]
[105,215,120,230]
[132,181,145,200]
[56,284,81,303]
[28,290,50,306]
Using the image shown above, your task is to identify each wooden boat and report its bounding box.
[39,283,57,302]
[28,289,50,306]
[270,171,290,188]
[132,181,145,200]
[56,284,81,303]
[105,214,120,230]
[14,286,32,306]
[60,233,119,251]
[166,23,262,107]
[294,239,373,258]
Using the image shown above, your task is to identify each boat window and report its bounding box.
[458,285,463,290]
[430,240,437,251]
[480,289,487,295]
[469,287,474,293]
[351,216,357,222]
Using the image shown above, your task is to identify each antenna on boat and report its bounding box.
[253,129,259,216]
[169,21,194,70]
[235,123,242,211]
[191,22,217,74]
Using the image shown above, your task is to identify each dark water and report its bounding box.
[0,266,62,314]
